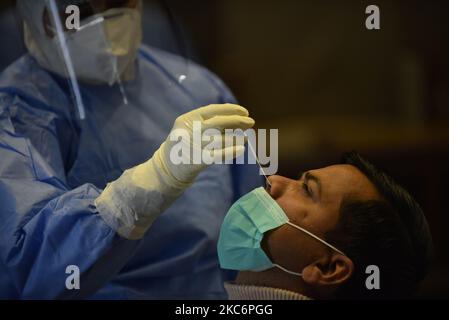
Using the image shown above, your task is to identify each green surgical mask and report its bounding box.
[217,187,346,277]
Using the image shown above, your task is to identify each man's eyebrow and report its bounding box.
[305,171,322,198]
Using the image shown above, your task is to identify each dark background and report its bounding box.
[1,0,448,298]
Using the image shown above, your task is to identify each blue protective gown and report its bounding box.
[0,45,261,299]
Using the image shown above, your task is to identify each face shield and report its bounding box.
[15,0,191,119]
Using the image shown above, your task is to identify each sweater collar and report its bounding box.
[224,282,312,300]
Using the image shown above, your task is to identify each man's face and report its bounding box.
[261,164,380,276]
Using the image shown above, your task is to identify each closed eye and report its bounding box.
[302,182,312,197]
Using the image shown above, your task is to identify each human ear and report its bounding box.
[301,254,354,286]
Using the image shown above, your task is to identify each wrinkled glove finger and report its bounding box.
[197,104,249,119]
[203,115,255,131]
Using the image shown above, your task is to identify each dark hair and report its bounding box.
[326,151,433,299]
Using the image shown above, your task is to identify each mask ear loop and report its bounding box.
[286,221,347,256]
[271,223,347,277]
[273,263,302,277]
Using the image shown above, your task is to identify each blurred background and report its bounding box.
[1,0,448,298]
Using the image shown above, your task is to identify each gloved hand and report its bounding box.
[95,104,255,240]
[161,104,255,183]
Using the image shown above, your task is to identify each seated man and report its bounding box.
[218,151,433,299]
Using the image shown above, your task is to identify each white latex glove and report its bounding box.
[95,104,255,240]
[161,104,255,183]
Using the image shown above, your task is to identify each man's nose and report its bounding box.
[267,175,292,199]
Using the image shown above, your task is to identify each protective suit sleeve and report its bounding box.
[94,145,189,240]
[95,104,255,240]
[0,102,140,299]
